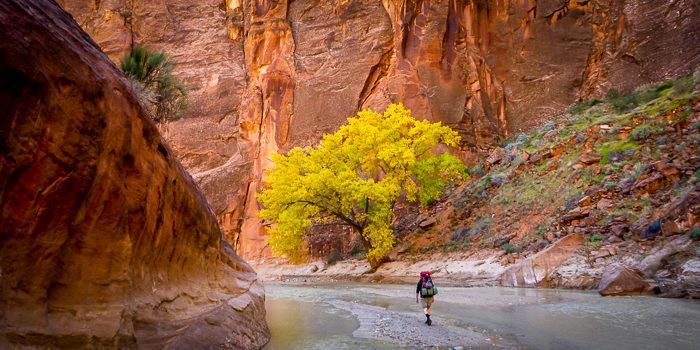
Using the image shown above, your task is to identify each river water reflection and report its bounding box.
[263,282,700,349]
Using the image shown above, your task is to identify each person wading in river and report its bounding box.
[416,271,438,325]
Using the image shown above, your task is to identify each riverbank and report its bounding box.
[253,231,699,298]
[263,282,700,350]
[252,251,505,286]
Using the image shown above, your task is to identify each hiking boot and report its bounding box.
[427,318,432,326]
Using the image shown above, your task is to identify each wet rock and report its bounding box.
[598,264,655,296]
[0,2,269,347]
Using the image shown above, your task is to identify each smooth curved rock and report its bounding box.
[0,0,269,348]
[598,264,655,296]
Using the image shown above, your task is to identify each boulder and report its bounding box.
[598,264,655,296]
[0,1,269,348]
[500,233,584,287]
[419,217,438,229]
[578,152,601,165]
[486,147,506,165]
[637,235,699,298]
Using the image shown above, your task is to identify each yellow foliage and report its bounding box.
[257,103,465,267]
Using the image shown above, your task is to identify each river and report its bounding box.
[262,282,700,349]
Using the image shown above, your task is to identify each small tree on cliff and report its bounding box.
[258,103,466,269]
[120,46,188,123]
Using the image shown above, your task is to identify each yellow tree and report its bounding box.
[258,103,465,269]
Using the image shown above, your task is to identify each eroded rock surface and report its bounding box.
[598,264,654,296]
[500,233,585,287]
[0,0,268,348]
[57,0,700,260]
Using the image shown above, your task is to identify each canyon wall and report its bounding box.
[58,0,700,260]
[0,0,268,348]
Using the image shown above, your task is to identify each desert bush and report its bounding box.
[502,243,519,254]
[569,98,601,115]
[120,46,188,123]
[690,228,700,239]
[629,124,660,141]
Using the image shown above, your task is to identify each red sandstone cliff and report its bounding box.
[57,0,700,260]
[0,0,269,348]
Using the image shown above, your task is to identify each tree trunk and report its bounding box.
[356,228,386,272]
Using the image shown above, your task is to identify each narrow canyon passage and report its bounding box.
[264,283,700,349]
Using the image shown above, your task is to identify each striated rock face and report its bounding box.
[58,0,700,260]
[0,0,269,348]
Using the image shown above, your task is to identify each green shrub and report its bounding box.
[606,88,619,100]
[690,228,700,239]
[598,140,639,164]
[468,162,486,178]
[472,216,493,235]
[569,98,602,115]
[120,46,188,123]
[536,225,547,237]
[326,251,344,265]
[502,243,519,254]
[589,234,603,243]
[671,76,694,97]
[629,124,660,141]
[629,162,646,181]
[350,246,366,259]
[609,93,639,112]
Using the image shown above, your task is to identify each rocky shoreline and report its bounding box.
[253,231,699,298]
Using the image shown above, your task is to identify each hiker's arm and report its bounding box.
[416,281,421,302]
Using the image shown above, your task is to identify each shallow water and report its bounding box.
[263,282,700,349]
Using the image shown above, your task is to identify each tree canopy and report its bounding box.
[258,103,466,269]
[120,45,187,123]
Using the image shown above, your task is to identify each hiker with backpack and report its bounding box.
[416,271,438,325]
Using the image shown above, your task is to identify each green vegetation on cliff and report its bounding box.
[402,71,699,268]
[120,46,188,123]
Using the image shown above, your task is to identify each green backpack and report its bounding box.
[421,277,438,297]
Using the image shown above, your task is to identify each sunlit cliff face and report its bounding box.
[58,0,700,260]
